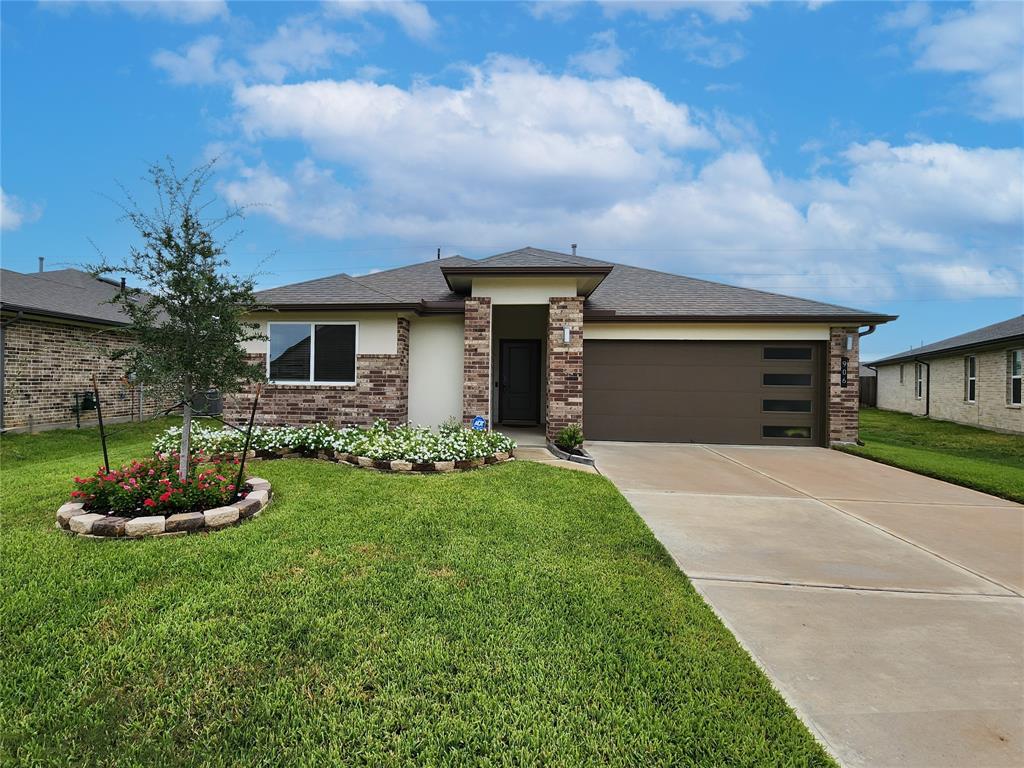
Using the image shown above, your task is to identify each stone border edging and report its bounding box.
[252,448,513,473]
[56,477,272,539]
[545,442,596,466]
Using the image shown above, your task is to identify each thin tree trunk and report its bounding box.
[179,401,193,481]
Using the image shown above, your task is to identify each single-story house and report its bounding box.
[0,264,146,432]
[869,315,1023,434]
[227,247,895,446]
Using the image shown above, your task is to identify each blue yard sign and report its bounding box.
[471,416,488,431]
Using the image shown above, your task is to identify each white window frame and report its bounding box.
[267,321,359,386]
[964,355,976,403]
[914,363,924,400]
[1011,349,1022,406]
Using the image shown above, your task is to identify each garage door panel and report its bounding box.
[583,341,822,446]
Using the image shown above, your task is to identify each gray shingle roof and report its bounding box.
[871,315,1024,366]
[255,246,895,323]
[586,263,887,320]
[0,268,133,325]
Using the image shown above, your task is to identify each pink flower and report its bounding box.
[159,491,171,502]
[143,498,156,508]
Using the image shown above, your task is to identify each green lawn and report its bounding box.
[1,421,832,767]
[841,408,1024,503]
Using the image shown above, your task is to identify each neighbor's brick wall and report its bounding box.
[827,327,860,444]
[876,361,928,416]
[462,297,491,425]
[918,348,1021,433]
[1,317,143,431]
[546,297,584,441]
[224,317,409,427]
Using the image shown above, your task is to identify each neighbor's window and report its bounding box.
[268,322,357,384]
[915,363,924,400]
[964,356,976,403]
[899,364,904,384]
[1011,350,1022,406]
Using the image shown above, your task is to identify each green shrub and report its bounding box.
[555,424,584,451]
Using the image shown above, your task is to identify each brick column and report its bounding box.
[462,297,492,426]
[546,297,584,442]
[828,326,860,444]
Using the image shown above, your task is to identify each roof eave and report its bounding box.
[0,303,129,328]
[582,311,899,325]
[871,333,1024,366]
[440,265,613,294]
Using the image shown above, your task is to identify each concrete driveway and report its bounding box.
[586,442,1024,768]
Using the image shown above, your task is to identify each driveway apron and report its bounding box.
[587,442,1024,768]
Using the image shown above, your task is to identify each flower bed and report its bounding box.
[152,420,517,471]
[57,453,272,538]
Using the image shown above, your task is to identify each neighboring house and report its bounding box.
[0,266,145,432]
[226,247,895,446]
[870,315,1024,434]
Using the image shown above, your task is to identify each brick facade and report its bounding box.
[877,346,1023,434]
[827,326,860,444]
[545,297,584,441]
[1,317,144,431]
[462,297,492,425]
[223,318,410,427]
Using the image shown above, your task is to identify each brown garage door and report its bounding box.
[583,340,824,445]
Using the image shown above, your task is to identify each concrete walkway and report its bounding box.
[586,442,1024,768]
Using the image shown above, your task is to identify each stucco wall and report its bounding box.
[471,277,579,305]
[408,315,464,428]
[584,322,832,341]
[877,347,1023,433]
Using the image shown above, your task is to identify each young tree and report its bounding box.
[92,158,264,480]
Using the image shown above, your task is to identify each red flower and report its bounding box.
[143,498,156,508]
[159,491,172,502]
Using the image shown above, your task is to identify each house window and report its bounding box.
[763,347,812,360]
[899,364,904,384]
[914,363,924,400]
[964,356,976,403]
[1011,350,1022,406]
[268,322,357,384]
[762,425,812,439]
[763,373,812,387]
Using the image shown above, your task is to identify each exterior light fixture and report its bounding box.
[563,325,571,343]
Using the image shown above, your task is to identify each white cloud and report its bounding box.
[600,1,762,23]
[879,2,930,30]
[119,0,228,23]
[909,2,1024,120]
[153,18,357,85]
[221,59,1022,301]
[527,1,584,23]
[1,188,42,231]
[43,0,229,24]
[246,17,358,82]
[323,0,437,41]
[152,35,242,85]
[666,24,746,68]
[569,29,627,77]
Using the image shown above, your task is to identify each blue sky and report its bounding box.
[2,0,1022,361]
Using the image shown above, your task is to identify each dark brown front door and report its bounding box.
[499,339,541,424]
[583,340,823,445]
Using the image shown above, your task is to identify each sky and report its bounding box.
[1,0,1022,361]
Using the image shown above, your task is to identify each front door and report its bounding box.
[499,340,541,424]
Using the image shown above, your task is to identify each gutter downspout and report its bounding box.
[913,357,931,417]
[0,311,26,431]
